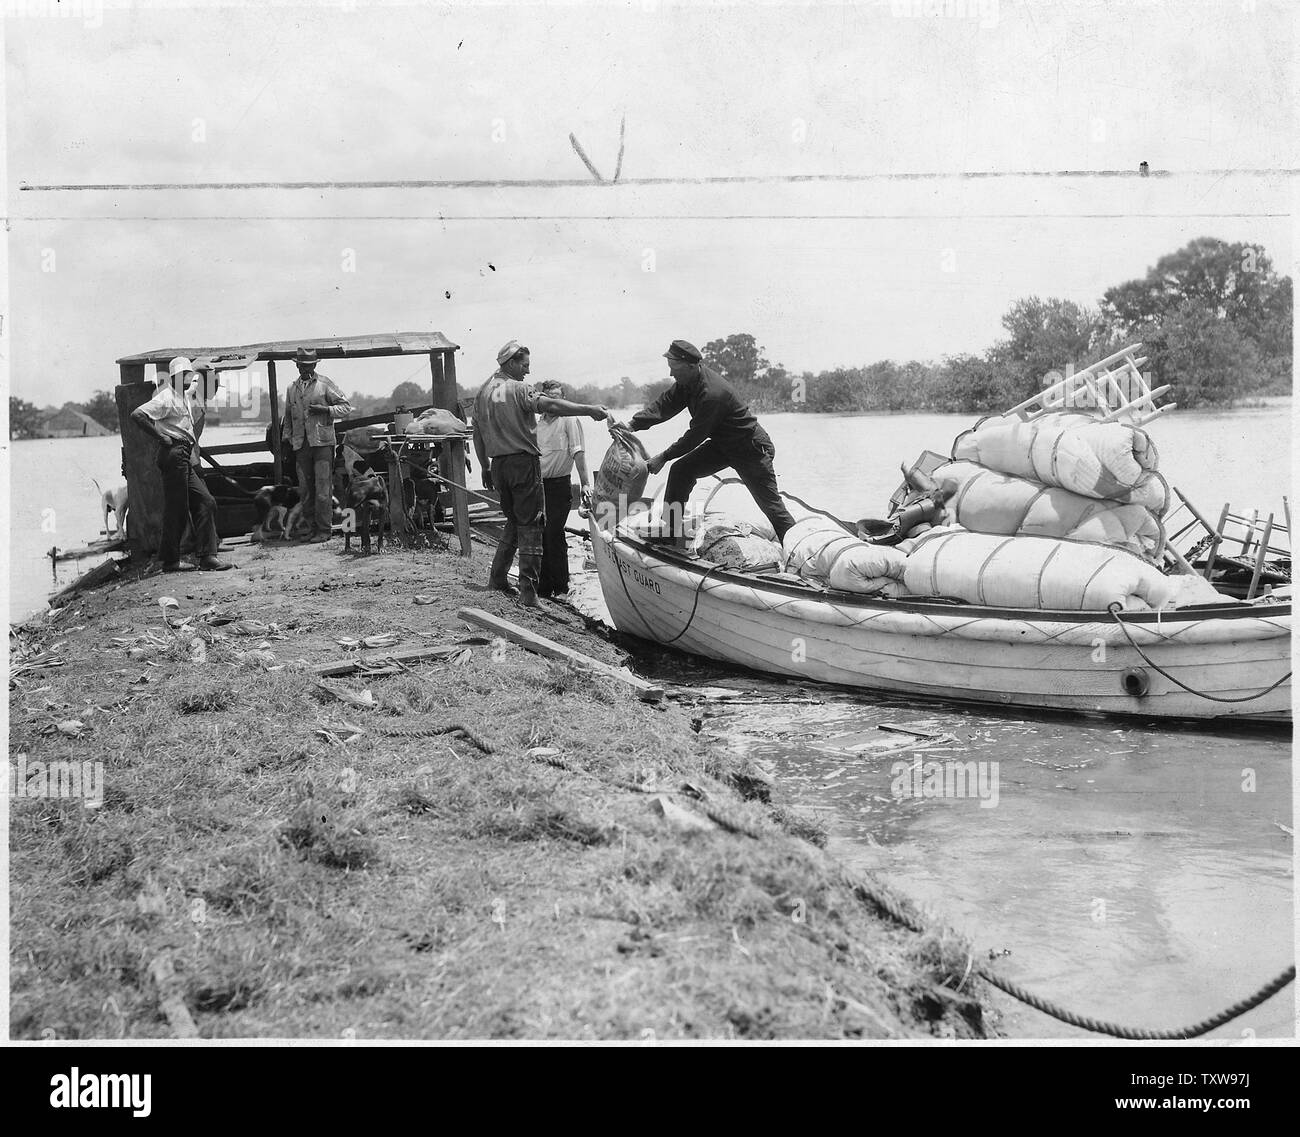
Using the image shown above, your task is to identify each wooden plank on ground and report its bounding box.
[314,644,467,677]
[457,607,664,702]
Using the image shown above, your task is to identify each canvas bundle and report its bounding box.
[951,412,1169,514]
[931,460,1165,558]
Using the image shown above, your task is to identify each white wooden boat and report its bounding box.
[589,516,1292,725]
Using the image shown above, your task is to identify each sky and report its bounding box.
[3,0,1296,405]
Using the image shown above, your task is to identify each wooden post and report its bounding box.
[1204,504,1230,581]
[445,350,460,418]
[115,376,165,555]
[442,437,472,556]
[1246,514,1275,601]
[117,363,146,481]
[268,358,281,484]
[385,449,414,545]
[430,350,460,413]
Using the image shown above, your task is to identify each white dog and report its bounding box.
[93,479,129,540]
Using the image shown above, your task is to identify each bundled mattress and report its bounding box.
[951,412,1168,513]
[901,530,1181,611]
[931,461,1164,558]
[693,517,782,572]
[784,516,908,595]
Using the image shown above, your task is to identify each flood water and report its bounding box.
[10,407,1294,1039]
[588,402,1295,1040]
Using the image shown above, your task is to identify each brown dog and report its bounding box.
[337,461,389,554]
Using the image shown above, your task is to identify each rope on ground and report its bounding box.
[1107,603,1291,703]
[840,862,1295,1038]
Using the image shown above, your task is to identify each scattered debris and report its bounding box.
[648,795,717,833]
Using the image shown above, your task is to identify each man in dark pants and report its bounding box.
[535,380,592,598]
[622,340,796,550]
[473,341,608,607]
[129,356,232,572]
[279,347,353,543]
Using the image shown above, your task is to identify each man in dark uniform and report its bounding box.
[473,340,609,607]
[623,340,796,550]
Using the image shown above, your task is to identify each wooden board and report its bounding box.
[314,644,467,677]
[456,607,664,702]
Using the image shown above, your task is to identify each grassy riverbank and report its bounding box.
[9,538,994,1040]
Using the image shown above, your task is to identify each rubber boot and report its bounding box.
[489,539,518,595]
[518,554,542,608]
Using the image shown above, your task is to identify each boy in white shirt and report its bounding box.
[535,380,591,598]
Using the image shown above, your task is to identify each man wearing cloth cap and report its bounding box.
[473,341,609,606]
[129,356,231,572]
[622,340,796,549]
[279,347,354,543]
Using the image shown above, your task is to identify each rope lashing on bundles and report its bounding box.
[1106,602,1292,703]
[842,866,1295,1039]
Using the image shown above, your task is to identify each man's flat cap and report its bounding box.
[497,340,528,365]
[664,340,702,363]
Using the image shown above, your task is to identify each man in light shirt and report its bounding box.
[535,380,591,598]
[279,347,354,542]
[129,356,231,572]
[473,341,608,606]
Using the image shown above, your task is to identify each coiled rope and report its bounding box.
[843,865,1295,1038]
[1106,602,1291,703]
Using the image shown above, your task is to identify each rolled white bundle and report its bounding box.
[932,461,1164,558]
[951,412,1168,514]
[901,530,1180,611]
[783,516,909,594]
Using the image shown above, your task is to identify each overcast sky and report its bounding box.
[5,0,1295,405]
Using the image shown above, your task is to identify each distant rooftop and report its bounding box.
[117,331,459,368]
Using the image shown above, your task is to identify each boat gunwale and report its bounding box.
[604,529,1291,627]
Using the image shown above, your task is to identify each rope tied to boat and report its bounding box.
[612,540,719,646]
[1106,602,1292,703]
[843,865,1295,1039]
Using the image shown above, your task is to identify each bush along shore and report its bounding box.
[9,539,995,1040]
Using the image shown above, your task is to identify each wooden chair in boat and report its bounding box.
[1163,486,1291,599]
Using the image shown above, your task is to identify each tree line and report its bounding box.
[699,237,1291,414]
[9,236,1288,439]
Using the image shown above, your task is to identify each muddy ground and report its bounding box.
[8,534,996,1040]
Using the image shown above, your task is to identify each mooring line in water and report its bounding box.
[841,865,1295,1039]
[1106,603,1291,703]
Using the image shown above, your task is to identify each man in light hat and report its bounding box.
[280,347,354,543]
[473,342,609,606]
[129,356,231,572]
[620,339,796,550]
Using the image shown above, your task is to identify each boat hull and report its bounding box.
[590,520,1292,724]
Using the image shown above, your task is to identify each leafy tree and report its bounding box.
[988,297,1107,403]
[9,397,44,439]
[1132,301,1261,409]
[1103,237,1286,333]
[703,333,768,389]
[81,390,121,431]
[390,380,427,407]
